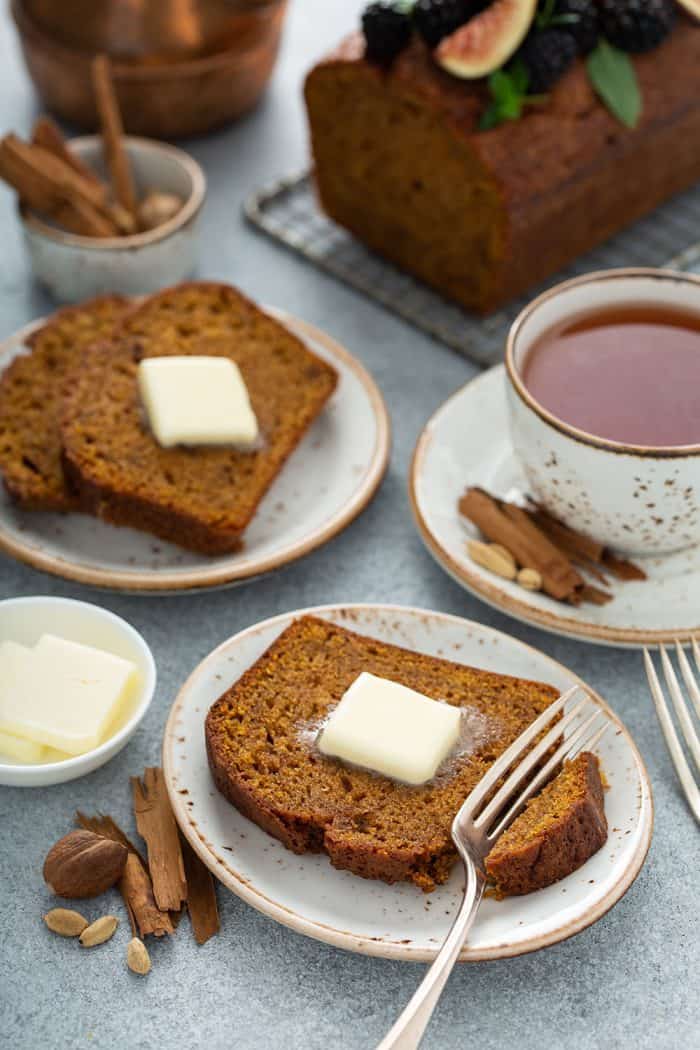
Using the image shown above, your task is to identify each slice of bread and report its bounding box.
[0,296,128,510]
[205,615,560,892]
[485,751,607,896]
[61,283,338,554]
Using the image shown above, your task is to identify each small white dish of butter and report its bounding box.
[0,596,156,787]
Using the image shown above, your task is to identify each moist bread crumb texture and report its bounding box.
[205,615,561,891]
[60,283,338,554]
[485,751,607,897]
[0,296,128,510]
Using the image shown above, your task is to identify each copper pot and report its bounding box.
[12,0,288,139]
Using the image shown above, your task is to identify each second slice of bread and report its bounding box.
[61,283,338,554]
[0,296,128,511]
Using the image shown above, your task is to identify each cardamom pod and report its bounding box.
[79,914,118,948]
[517,567,543,591]
[126,937,151,975]
[467,540,517,580]
[44,908,88,937]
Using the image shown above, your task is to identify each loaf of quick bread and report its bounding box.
[305,23,700,315]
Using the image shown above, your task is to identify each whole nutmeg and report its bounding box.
[137,190,184,231]
[43,830,128,899]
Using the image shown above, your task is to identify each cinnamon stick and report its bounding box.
[526,506,606,563]
[601,551,647,581]
[459,488,583,602]
[0,135,117,237]
[131,768,188,913]
[32,116,101,186]
[92,55,138,221]
[76,811,174,938]
[180,833,219,945]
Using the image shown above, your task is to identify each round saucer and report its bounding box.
[410,365,700,647]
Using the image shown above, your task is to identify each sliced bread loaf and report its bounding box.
[485,750,607,896]
[61,283,338,554]
[0,296,127,510]
[205,615,561,891]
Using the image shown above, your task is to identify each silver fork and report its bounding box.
[377,685,609,1050]
[644,640,700,823]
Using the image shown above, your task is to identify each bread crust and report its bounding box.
[485,752,607,896]
[305,25,700,314]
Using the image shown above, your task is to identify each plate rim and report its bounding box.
[162,601,654,963]
[409,365,700,648]
[0,310,391,593]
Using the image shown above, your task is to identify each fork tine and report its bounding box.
[474,697,598,831]
[456,686,579,817]
[676,642,700,722]
[692,637,700,675]
[644,648,700,822]
[659,645,700,773]
[488,719,610,843]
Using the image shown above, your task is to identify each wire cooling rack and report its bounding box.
[245,170,700,367]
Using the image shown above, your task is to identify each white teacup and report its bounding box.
[505,268,700,555]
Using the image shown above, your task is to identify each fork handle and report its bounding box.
[376,859,486,1050]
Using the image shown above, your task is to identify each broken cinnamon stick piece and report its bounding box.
[76,811,174,938]
[131,768,188,914]
[0,135,117,237]
[526,506,606,564]
[459,488,583,602]
[92,55,138,220]
[601,551,647,581]
[32,116,101,186]
[180,833,219,945]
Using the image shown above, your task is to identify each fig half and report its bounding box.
[436,0,537,79]
[675,0,700,19]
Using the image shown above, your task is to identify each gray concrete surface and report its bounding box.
[0,3,697,1048]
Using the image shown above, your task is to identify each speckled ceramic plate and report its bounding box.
[163,603,653,962]
[410,366,700,648]
[0,308,390,592]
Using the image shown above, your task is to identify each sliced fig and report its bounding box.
[675,0,700,19]
[436,0,537,79]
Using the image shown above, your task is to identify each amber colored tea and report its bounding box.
[522,305,700,447]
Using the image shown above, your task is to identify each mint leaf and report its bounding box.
[510,59,530,96]
[479,63,534,131]
[587,40,642,128]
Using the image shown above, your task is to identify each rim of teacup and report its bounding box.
[505,267,700,459]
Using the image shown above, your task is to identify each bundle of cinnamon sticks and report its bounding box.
[77,766,219,946]
[459,487,646,607]
[0,57,181,239]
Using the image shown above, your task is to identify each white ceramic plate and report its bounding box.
[0,309,390,592]
[163,603,652,962]
[411,366,700,648]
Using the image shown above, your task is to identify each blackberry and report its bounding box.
[555,0,599,56]
[599,0,675,54]
[413,0,487,49]
[520,29,578,93]
[361,3,413,66]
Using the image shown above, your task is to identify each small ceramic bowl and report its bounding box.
[505,268,700,555]
[20,135,206,302]
[0,596,156,787]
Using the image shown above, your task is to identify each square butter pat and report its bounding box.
[318,672,462,785]
[138,355,259,448]
[0,634,137,756]
[0,728,46,763]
